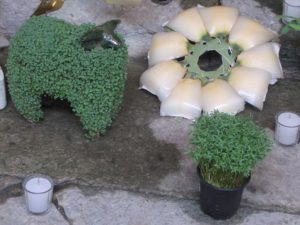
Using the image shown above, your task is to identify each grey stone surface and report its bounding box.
[241,79,300,129]
[57,187,204,225]
[0,0,300,224]
[55,187,300,225]
[222,0,282,32]
[0,0,289,59]
[237,211,300,225]
[0,59,182,194]
[0,196,68,225]
[149,118,198,196]
[1,185,300,225]
[243,130,300,212]
[48,0,182,57]
[46,0,284,57]
[0,175,22,204]
[0,0,41,36]
[48,0,181,34]
[0,59,300,207]
[0,36,9,48]
[148,115,300,212]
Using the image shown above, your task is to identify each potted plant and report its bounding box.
[280,16,300,34]
[190,111,272,220]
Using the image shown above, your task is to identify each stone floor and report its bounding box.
[0,0,300,224]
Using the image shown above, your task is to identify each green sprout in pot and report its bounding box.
[278,16,300,34]
[190,111,272,189]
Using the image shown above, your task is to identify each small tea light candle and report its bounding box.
[283,0,300,24]
[23,175,54,214]
[275,112,300,146]
[0,67,7,110]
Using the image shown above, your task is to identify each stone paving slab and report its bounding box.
[56,187,300,225]
[0,0,300,224]
[57,187,204,225]
[149,116,300,211]
[236,211,300,225]
[2,186,300,225]
[0,196,69,225]
[0,36,9,49]
[47,0,182,58]
[0,59,299,211]
[244,133,300,212]
[0,0,41,36]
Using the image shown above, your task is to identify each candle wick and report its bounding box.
[38,177,40,185]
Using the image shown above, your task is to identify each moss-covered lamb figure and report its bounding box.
[7,16,128,137]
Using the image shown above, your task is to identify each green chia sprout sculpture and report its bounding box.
[7,16,128,137]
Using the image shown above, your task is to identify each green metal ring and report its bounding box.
[183,37,239,85]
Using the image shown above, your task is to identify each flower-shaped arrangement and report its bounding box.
[140,6,283,120]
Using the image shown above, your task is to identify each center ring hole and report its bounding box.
[198,50,223,72]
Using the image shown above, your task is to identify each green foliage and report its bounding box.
[7,16,128,137]
[190,112,272,189]
[278,16,300,34]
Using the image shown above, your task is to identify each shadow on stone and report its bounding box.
[240,79,300,129]
[0,59,181,193]
[255,0,282,14]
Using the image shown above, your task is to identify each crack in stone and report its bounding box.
[52,180,78,225]
[1,175,300,218]
[242,202,300,216]
[0,182,23,204]
[0,175,76,224]
[52,196,73,225]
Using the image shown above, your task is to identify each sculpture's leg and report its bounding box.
[9,85,43,122]
[69,96,113,137]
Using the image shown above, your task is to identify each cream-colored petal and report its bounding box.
[237,42,283,84]
[229,17,277,50]
[198,6,239,36]
[202,79,244,114]
[228,67,271,110]
[160,79,202,120]
[167,7,207,42]
[139,60,187,101]
[148,32,188,66]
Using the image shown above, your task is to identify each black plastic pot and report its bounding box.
[197,167,250,220]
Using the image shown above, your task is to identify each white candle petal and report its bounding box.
[276,112,300,145]
[202,79,245,114]
[160,79,202,120]
[198,6,239,36]
[148,32,188,66]
[283,0,300,23]
[237,42,283,84]
[24,176,53,214]
[228,66,271,110]
[0,67,7,110]
[139,60,187,101]
[229,17,277,50]
[167,7,207,42]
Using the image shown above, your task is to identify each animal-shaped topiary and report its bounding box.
[7,16,128,137]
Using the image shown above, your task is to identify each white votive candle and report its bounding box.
[0,67,7,110]
[283,0,300,23]
[275,112,300,146]
[23,175,54,214]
